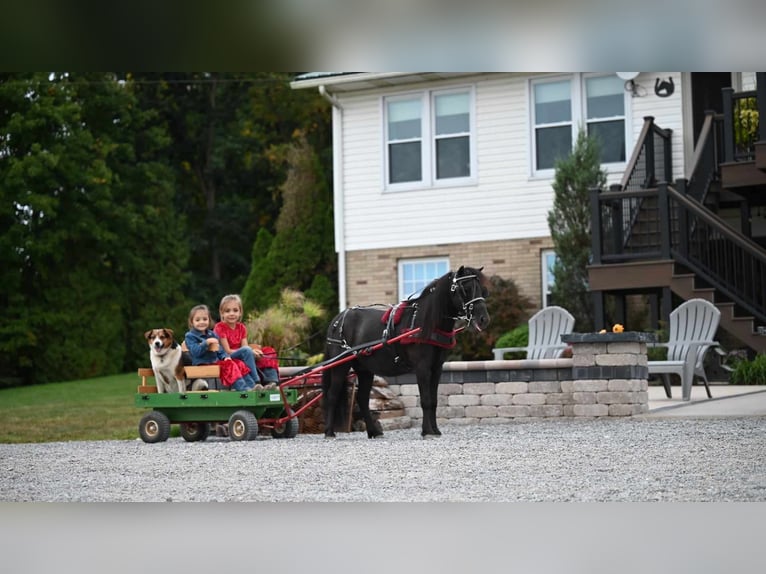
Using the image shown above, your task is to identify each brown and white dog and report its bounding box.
[145,328,186,393]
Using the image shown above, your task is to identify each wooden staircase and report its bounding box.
[669,270,766,353]
[590,80,766,356]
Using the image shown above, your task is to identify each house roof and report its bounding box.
[290,72,482,92]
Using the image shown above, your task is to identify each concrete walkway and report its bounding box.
[643,384,766,417]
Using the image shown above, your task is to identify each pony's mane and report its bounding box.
[412,271,451,340]
[412,270,464,340]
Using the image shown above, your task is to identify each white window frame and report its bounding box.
[530,73,629,178]
[383,86,476,192]
[397,257,450,301]
[541,249,557,308]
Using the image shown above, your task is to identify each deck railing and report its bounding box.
[591,183,766,324]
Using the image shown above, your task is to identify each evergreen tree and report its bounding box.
[547,129,607,333]
[130,73,331,305]
[242,133,336,311]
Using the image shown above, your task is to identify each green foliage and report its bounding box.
[735,96,759,153]
[241,227,275,312]
[0,73,188,384]
[241,133,336,311]
[547,129,607,333]
[494,324,529,359]
[729,353,766,385]
[245,288,327,363]
[130,72,332,306]
[0,72,334,387]
[450,275,531,360]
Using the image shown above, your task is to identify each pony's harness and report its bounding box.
[448,271,486,326]
[327,271,486,351]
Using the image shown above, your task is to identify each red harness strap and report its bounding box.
[381,302,408,325]
[399,328,460,349]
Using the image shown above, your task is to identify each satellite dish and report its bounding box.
[616,72,639,80]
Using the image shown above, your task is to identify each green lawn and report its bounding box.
[0,373,150,443]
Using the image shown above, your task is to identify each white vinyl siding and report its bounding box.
[336,73,684,252]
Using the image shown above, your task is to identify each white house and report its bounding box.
[291,72,755,315]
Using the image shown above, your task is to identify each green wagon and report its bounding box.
[135,365,311,443]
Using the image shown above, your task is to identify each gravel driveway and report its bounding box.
[1,418,764,502]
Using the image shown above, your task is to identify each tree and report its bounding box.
[547,129,607,333]
[130,73,332,305]
[0,73,186,384]
[241,132,336,312]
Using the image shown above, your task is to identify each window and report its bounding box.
[385,88,474,189]
[398,258,449,301]
[533,79,572,171]
[434,92,470,179]
[532,74,627,173]
[585,75,626,163]
[387,97,423,184]
[541,249,557,307]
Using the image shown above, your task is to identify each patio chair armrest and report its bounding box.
[648,340,720,348]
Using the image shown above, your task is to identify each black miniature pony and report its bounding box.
[322,266,490,438]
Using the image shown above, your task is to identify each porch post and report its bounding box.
[592,291,605,331]
[722,87,735,162]
[757,73,766,142]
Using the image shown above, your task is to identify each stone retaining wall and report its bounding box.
[376,331,655,429]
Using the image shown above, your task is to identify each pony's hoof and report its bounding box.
[324,433,336,439]
[368,432,384,439]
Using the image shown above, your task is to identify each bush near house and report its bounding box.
[493,324,529,359]
[729,353,766,385]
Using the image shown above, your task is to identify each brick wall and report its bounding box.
[344,236,554,309]
[282,332,653,431]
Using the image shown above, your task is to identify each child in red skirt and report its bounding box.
[184,304,256,391]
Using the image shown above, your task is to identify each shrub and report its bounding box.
[729,353,766,385]
[493,324,529,359]
[245,288,327,364]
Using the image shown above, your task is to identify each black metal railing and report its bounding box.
[611,116,673,249]
[620,115,674,192]
[591,183,766,324]
[685,111,723,204]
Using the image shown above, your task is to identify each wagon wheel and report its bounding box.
[180,422,210,442]
[228,410,258,441]
[138,411,171,443]
[271,410,299,439]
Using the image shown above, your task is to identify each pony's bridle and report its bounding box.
[450,272,486,327]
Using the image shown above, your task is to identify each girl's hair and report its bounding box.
[188,304,212,329]
[219,294,243,318]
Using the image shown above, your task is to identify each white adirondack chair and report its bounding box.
[492,306,575,360]
[648,298,721,401]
